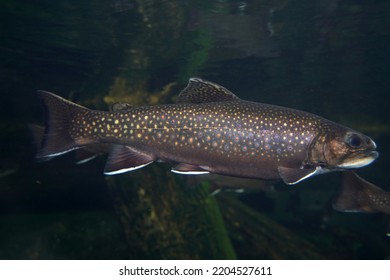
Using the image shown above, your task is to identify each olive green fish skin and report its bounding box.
[37,78,378,184]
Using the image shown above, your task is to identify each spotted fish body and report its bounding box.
[37,78,378,184]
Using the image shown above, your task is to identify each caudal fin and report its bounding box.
[36,91,89,160]
[333,171,383,213]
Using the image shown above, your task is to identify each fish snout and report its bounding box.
[368,137,377,150]
[365,137,379,160]
[345,132,377,153]
[334,132,379,169]
[363,137,379,160]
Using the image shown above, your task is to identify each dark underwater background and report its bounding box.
[0,0,389,259]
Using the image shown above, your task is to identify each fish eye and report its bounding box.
[346,133,363,148]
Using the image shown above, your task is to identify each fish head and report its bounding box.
[321,129,378,169]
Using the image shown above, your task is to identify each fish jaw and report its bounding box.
[335,136,378,169]
[320,130,379,171]
[337,150,379,169]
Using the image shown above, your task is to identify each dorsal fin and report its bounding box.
[109,103,133,111]
[176,78,240,104]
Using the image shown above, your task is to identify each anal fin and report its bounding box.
[104,145,154,175]
[171,163,210,175]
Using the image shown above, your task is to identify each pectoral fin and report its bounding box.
[104,145,154,175]
[278,166,319,185]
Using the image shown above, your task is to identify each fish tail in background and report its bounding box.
[334,171,390,236]
[27,124,49,162]
[27,124,44,149]
[332,171,365,212]
[36,91,91,160]
[333,171,390,214]
[387,219,390,237]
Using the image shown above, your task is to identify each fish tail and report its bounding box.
[332,174,361,212]
[332,171,377,213]
[36,91,91,160]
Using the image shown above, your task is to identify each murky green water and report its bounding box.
[0,0,389,259]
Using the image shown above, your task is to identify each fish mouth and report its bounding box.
[338,150,379,169]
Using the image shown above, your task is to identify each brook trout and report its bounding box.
[36,78,378,184]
